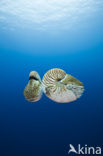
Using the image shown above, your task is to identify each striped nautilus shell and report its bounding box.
[42,68,84,103]
[24,71,42,102]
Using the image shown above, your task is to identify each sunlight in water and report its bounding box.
[0,0,103,30]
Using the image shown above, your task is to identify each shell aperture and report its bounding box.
[24,71,42,102]
[42,68,84,103]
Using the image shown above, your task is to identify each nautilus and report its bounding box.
[42,68,84,103]
[24,71,42,102]
[24,68,84,103]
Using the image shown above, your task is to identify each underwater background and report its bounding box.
[0,0,103,156]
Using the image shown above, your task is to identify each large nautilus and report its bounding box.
[24,71,42,102]
[24,68,84,103]
[42,68,84,103]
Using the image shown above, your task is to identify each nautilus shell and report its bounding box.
[24,71,42,102]
[42,68,84,103]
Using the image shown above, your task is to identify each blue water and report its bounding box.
[0,1,103,156]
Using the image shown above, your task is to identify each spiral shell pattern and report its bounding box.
[42,68,84,103]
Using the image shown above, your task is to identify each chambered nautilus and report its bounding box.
[24,68,84,103]
[24,71,42,102]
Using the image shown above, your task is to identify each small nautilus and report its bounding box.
[24,71,42,102]
[42,68,84,103]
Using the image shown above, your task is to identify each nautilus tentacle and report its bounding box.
[24,71,42,102]
[42,68,84,103]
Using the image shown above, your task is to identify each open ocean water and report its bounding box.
[0,0,103,156]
